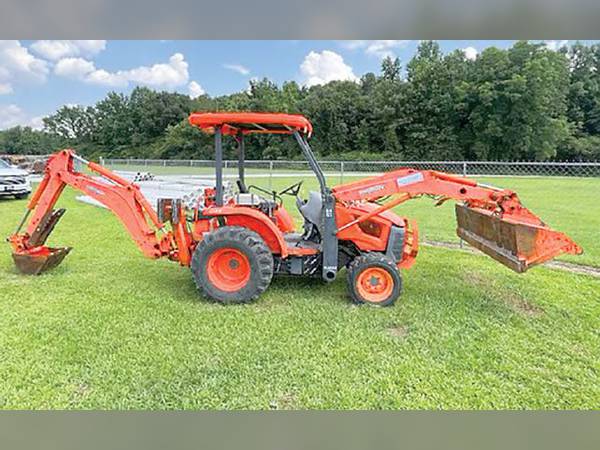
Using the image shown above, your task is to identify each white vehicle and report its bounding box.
[0,159,31,199]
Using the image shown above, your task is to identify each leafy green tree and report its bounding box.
[4,40,600,162]
[153,119,212,159]
[0,127,62,155]
[402,41,465,160]
[128,87,192,147]
[469,41,569,160]
[93,92,134,153]
[381,56,401,82]
[43,105,96,142]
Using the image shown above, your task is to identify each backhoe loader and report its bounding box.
[8,112,582,306]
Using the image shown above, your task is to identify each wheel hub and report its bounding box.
[207,248,251,292]
[356,267,394,302]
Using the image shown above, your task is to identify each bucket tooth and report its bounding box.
[12,247,71,275]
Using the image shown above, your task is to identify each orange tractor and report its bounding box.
[8,112,582,306]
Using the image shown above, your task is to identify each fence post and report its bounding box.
[340,161,344,184]
[269,161,274,190]
[99,156,104,166]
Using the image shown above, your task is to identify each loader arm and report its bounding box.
[9,150,177,274]
[333,168,582,272]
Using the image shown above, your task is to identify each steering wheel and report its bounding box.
[248,184,279,201]
[278,181,303,198]
[247,181,304,205]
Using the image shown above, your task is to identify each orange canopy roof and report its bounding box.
[188,112,313,136]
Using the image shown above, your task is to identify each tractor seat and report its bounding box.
[296,191,322,232]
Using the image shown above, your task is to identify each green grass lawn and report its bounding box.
[0,179,599,409]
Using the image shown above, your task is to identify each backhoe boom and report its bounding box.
[9,150,176,274]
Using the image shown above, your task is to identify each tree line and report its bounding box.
[1,41,600,161]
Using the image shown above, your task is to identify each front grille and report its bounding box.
[0,176,26,185]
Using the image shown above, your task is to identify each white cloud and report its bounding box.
[188,81,205,98]
[342,40,411,59]
[300,50,358,87]
[30,40,106,61]
[0,83,13,95]
[340,40,368,50]
[28,116,45,130]
[54,57,97,79]
[124,53,189,88]
[223,63,251,75]
[85,68,126,87]
[0,104,44,130]
[0,40,49,90]
[544,40,569,51]
[53,53,190,89]
[366,41,410,59]
[463,47,478,60]
[53,57,126,86]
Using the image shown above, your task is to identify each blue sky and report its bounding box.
[0,40,584,129]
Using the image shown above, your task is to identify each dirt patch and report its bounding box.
[463,270,543,318]
[502,291,544,317]
[69,382,91,404]
[270,392,298,410]
[387,324,409,339]
[463,270,488,285]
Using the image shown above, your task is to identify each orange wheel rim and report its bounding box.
[356,267,394,303]
[207,248,251,292]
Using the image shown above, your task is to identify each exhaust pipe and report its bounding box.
[455,204,582,273]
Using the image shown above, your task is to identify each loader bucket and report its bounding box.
[12,246,71,275]
[455,204,582,273]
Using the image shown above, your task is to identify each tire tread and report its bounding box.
[191,226,273,304]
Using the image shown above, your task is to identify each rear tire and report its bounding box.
[346,253,402,307]
[15,193,29,200]
[191,226,273,304]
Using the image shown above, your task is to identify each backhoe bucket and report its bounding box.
[13,246,71,275]
[11,208,71,275]
[455,204,582,273]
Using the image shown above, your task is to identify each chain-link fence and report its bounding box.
[102,158,600,180]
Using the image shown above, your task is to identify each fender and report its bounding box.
[202,206,288,257]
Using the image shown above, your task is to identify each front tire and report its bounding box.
[15,193,30,200]
[347,253,402,307]
[191,226,273,304]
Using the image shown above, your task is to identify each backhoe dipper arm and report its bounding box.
[10,149,170,260]
[332,168,582,272]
